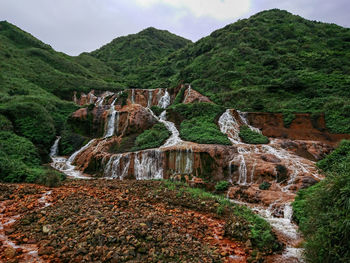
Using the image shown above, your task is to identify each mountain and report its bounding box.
[89,27,192,88]
[0,21,121,182]
[140,9,350,133]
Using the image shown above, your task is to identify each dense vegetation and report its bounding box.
[293,140,350,262]
[239,125,269,144]
[90,27,191,88]
[132,123,170,151]
[0,21,110,182]
[121,9,350,133]
[169,102,231,145]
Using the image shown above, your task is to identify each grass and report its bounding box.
[239,125,269,144]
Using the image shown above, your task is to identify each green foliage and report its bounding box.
[317,140,350,172]
[173,86,186,104]
[150,105,164,116]
[293,140,350,262]
[0,131,40,182]
[239,125,269,144]
[132,123,170,151]
[259,181,271,190]
[0,114,13,131]
[130,9,350,133]
[91,27,191,88]
[283,112,296,127]
[170,102,230,145]
[215,181,229,191]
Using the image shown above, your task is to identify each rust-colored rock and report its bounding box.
[247,112,350,145]
[183,87,212,104]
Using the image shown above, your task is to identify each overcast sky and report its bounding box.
[1,0,349,55]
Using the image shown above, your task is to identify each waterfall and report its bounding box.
[147,90,153,108]
[237,155,247,185]
[104,154,131,179]
[67,139,96,165]
[238,110,261,134]
[104,98,118,138]
[131,89,135,104]
[158,111,183,147]
[169,149,194,175]
[49,136,60,158]
[50,139,95,179]
[218,109,241,143]
[184,85,192,102]
[158,89,171,109]
[134,150,164,180]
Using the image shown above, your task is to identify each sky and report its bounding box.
[0,0,349,55]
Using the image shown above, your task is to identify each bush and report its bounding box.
[215,181,229,191]
[170,103,230,145]
[132,123,170,151]
[293,140,350,262]
[150,105,164,116]
[283,112,296,128]
[259,181,271,190]
[181,118,231,145]
[0,131,41,182]
[239,125,269,144]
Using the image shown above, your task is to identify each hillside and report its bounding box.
[139,9,350,133]
[0,21,121,183]
[89,27,192,88]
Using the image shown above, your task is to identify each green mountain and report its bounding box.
[1,9,350,183]
[89,27,191,88]
[138,9,350,133]
[0,21,120,182]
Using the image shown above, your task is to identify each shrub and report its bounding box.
[293,140,350,262]
[259,181,271,190]
[239,125,269,144]
[215,181,229,191]
[0,114,13,131]
[150,105,164,116]
[170,103,230,145]
[283,112,296,128]
[132,123,170,151]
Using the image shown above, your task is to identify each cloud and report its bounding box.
[135,0,251,20]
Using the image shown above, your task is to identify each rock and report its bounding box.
[261,154,281,163]
[42,224,52,234]
[4,247,16,259]
[182,86,212,104]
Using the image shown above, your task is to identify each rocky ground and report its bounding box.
[0,180,249,263]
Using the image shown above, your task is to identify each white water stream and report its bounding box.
[104,98,118,138]
[218,109,311,262]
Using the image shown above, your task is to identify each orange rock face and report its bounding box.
[247,112,350,145]
[183,87,212,104]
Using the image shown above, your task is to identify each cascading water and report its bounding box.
[50,136,60,157]
[238,110,261,134]
[158,89,171,109]
[104,154,131,179]
[50,139,95,179]
[183,85,192,102]
[131,89,135,104]
[104,98,118,138]
[134,150,164,180]
[158,110,183,147]
[147,90,153,108]
[218,109,241,144]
